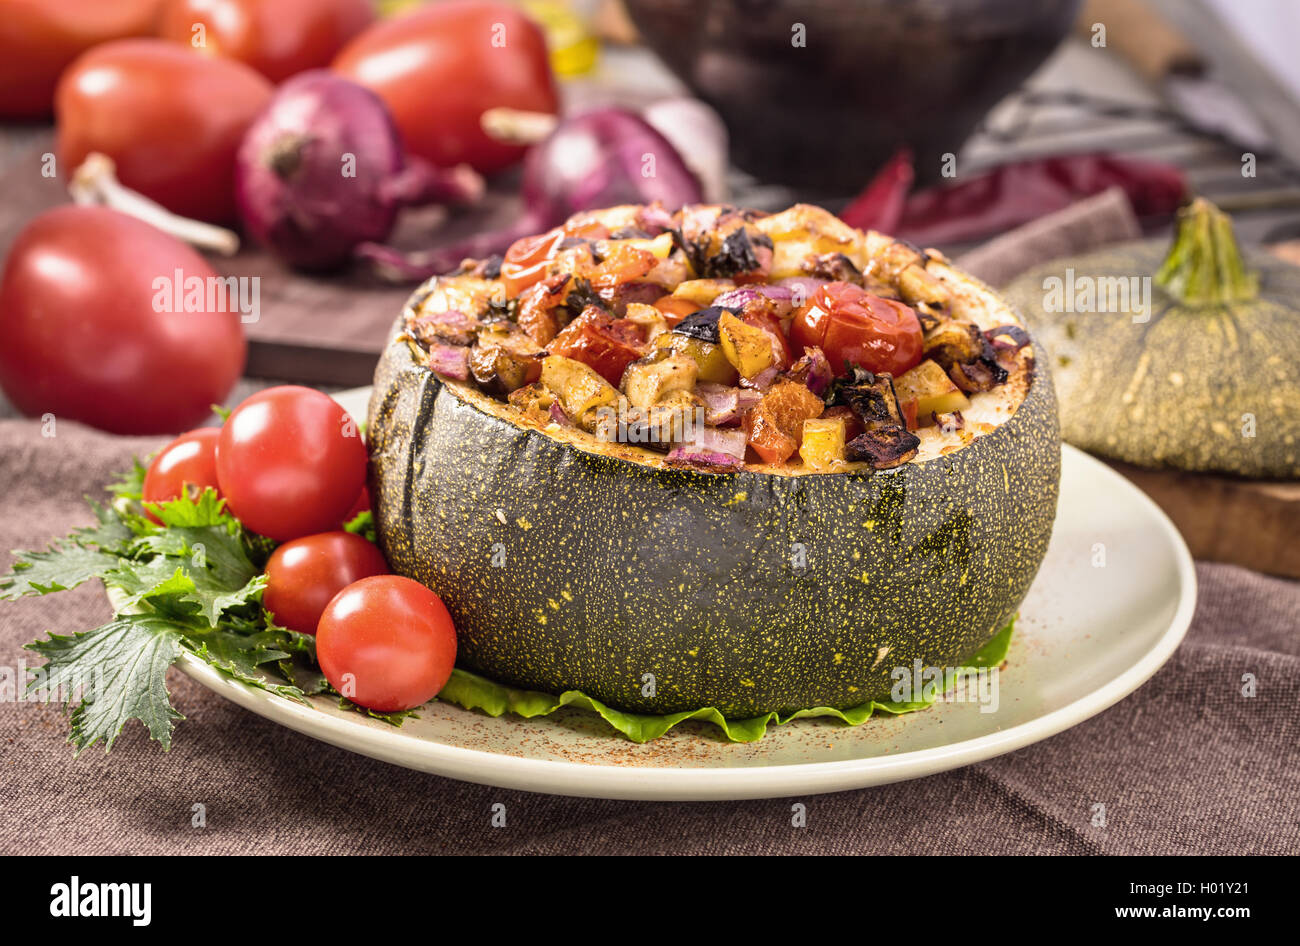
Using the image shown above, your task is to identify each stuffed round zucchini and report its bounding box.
[367,203,1060,717]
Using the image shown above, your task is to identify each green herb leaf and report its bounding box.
[0,541,123,600]
[26,616,185,752]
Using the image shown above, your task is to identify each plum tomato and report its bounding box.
[332,1,558,175]
[0,205,245,435]
[316,575,457,713]
[56,39,273,223]
[791,281,923,377]
[142,427,222,521]
[215,386,368,542]
[263,531,388,635]
[0,0,161,120]
[158,0,374,83]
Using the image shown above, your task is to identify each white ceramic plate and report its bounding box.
[166,387,1196,801]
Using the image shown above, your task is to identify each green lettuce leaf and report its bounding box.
[436,622,1014,743]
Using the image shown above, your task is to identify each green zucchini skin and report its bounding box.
[1005,243,1300,478]
[367,318,1060,717]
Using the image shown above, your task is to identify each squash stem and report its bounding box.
[1154,197,1258,306]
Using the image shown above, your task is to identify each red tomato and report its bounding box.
[0,0,161,120]
[501,228,565,298]
[547,308,647,387]
[216,386,368,542]
[142,427,222,521]
[791,281,923,377]
[342,485,370,525]
[158,0,374,83]
[0,206,245,434]
[333,1,558,175]
[316,575,457,712]
[263,531,388,635]
[652,294,699,327]
[56,39,273,223]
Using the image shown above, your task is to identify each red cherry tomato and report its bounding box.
[56,39,273,223]
[157,0,374,83]
[333,1,558,175]
[791,281,923,377]
[0,0,161,120]
[142,427,222,521]
[216,386,368,542]
[316,575,457,712]
[0,206,245,435]
[263,531,388,635]
[547,308,647,387]
[501,228,565,298]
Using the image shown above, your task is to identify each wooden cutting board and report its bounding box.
[1105,461,1300,579]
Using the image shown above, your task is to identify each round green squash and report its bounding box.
[1004,198,1300,478]
[366,274,1061,718]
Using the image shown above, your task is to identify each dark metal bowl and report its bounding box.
[624,0,1081,192]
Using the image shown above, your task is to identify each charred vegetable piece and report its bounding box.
[932,410,965,433]
[985,324,1032,351]
[837,373,906,430]
[801,252,862,283]
[800,416,847,471]
[717,312,776,379]
[516,273,570,346]
[654,331,737,385]
[846,426,920,469]
[410,308,478,347]
[469,323,543,394]
[622,353,698,409]
[508,382,563,426]
[546,306,647,387]
[893,358,970,425]
[672,306,729,344]
[540,355,619,429]
[922,319,983,368]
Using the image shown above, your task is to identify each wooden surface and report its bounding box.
[1107,461,1300,578]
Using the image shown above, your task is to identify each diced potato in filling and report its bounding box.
[800,416,847,471]
[894,359,970,424]
[717,312,776,379]
[540,355,619,429]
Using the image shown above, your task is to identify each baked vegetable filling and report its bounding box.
[401,202,1034,473]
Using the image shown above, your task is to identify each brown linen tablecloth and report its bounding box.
[0,417,1297,855]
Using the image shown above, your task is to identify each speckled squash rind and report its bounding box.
[1005,242,1300,478]
[367,302,1061,719]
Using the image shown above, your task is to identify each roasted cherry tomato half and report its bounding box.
[142,427,222,522]
[215,385,368,542]
[316,575,457,713]
[791,281,923,377]
[546,308,647,387]
[501,228,565,298]
[263,531,388,635]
